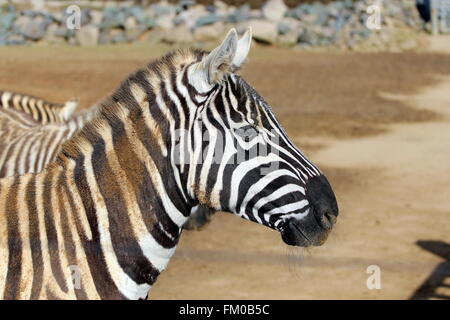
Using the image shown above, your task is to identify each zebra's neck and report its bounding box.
[50,86,194,299]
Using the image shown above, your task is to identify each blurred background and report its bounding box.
[0,0,449,299]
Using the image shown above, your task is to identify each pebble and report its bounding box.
[0,0,424,50]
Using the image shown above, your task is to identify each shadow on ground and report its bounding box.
[410,240,450,300]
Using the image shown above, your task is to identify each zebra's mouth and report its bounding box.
[279,219,311,247]
[279,215,330,247]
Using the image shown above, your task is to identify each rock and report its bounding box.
[137,17,156,30]
[175,5,208,29]
[196,14,222,27]
[154,2,175,17]
[179,0,196,11]
[214,1,235,17]
[90,10,103,25]
[262,0,288,22]
[343,0,354,9]
[98,30,110,44]
[100,7,126,29]
[42,23,65,44]
[13,15,30,31]
[277,17,300,35]
[301,13,317,24]
[76,25,99,46]
[21,17,48,40]
[145,28,166,44]
[0,11,16,32]
[277,28,299,46]
[228,5,251,23]
[194,22,225,42]
[0,32,7,46]
[124,16,138,30]
[52,11,64,23]
[0,0,426,50]
[126,28,145,42]
[141,16,156,29]
[127,6,148,24]
[54,25,75,39]
[249,9,263,20]
[80,8,92,26]
[6,33,26,45]
[214,0,228,13]
[245,20,278,44]
[298,28,319,46]
[314,10,328,25]
[358,28,372,39]
[321,26,338,43]
[288,4,307,20]
[162,25,193,43]
[277,21,291,35]
[333,15,347,31]
[145,7,156,17]
[155,12,175,30]
[109,29,127,44]
[22,10,38,18]
[31,0,45,11]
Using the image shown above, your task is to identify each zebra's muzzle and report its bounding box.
[280,212,332,247]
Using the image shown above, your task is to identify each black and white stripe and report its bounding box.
[0,90,78,124]
[0,105,96,178]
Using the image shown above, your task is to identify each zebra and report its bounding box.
[0,103,96,178]
[0,91,212,229]
[0,92,213,229]
[0,90,78,124]
[0,90,82,176]
[0,28,338,299]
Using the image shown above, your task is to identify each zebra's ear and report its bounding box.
[232,27,252,70]
[61,98,79,121]
[198,28,238,85]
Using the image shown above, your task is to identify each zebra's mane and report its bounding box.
[56,48,206,162]
[0,90,77,124]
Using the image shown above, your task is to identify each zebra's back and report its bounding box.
[0,90,78,124]
[0,106,96,178]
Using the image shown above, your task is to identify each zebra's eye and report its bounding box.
[235,125,258,141]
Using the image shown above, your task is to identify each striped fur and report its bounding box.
[0,106,96,177]
[0,29,337,299]
[0,90,78,124]
[0,93,210,230]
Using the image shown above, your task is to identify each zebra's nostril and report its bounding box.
[318,211,334,230]
[325,211,337,226]
[305,174,338,229]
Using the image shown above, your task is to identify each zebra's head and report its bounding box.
[182,29,338,247]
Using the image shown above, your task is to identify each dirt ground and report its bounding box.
[0,39,449,299]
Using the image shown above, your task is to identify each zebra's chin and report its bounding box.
[279,215,331,247]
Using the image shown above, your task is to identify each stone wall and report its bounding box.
[0,0,423,50]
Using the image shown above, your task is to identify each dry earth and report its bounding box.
[0,40,449,299]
